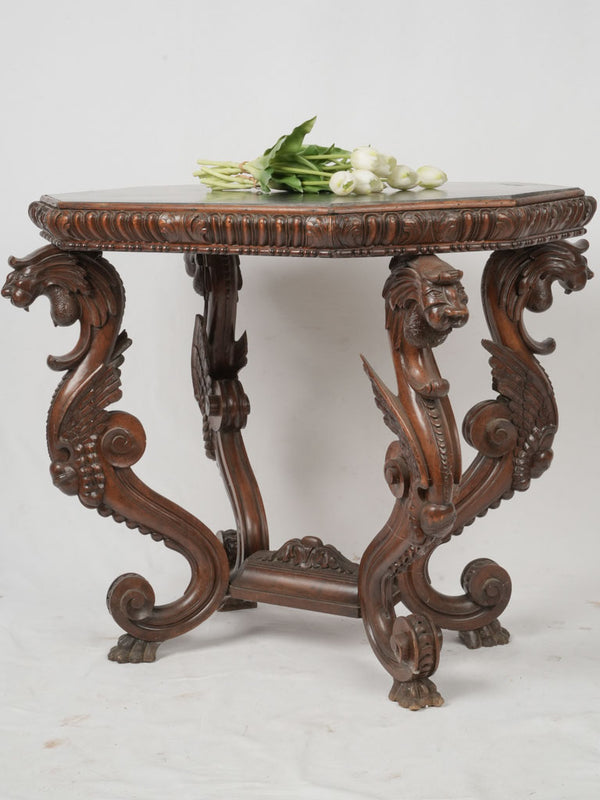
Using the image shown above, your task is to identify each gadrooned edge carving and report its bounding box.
[28,196,596,256]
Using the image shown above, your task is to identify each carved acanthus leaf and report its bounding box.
[488,239,593,356]
[261,537,358,576]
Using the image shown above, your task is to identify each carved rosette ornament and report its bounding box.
[2,245,230,659]
[361,240,592,707]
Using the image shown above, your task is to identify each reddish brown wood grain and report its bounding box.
[2,183,595,706]
[28,183,595,256]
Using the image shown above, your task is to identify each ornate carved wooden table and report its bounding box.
[3,183,595,710]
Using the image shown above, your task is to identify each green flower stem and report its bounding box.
[202,167,245,176]
[198,173,255,189]
[205,182,254,190]
[198,167,255,184]
[303,154,350,161]
[273,166,333,178]
[195,159,242,168]
[194,175,248,187]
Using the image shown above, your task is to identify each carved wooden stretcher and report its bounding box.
[3,183,595,709]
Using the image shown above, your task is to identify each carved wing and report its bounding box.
[191,314,216,460]
[483,339,557,446]
[361,356,429,489]
[58,330,131,446]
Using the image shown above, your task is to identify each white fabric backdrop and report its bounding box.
[1,1,599,797]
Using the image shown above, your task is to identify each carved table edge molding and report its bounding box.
[28,195,596,256]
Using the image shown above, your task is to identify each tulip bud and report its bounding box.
[373,153,396,179]
[352,169,384,195]
[329,170,357,196]
[416,165,448,189]
[388,164,419,190]
[350,147,380,172]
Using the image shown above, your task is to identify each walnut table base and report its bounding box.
[3,183,595,709]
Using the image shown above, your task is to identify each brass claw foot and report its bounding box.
[459,619,510,649]
[108,634,161,663]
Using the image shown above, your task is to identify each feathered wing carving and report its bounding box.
[396,239,593,649]
[3,245,229,653]
[360,241,593,704]
[57,330,130,445]
[49,331,132,504]
[477,239,591,494]
[483,339,557,489]
[361,357,429,491]
[191,314,216,460]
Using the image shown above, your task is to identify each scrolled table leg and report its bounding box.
[393,240,592,651]
[184,254,268,610]
[2,245,230,659]
[360,254,469,709]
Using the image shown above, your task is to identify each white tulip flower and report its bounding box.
[388,164,419,190]
[416,165,448,189]
[351,147,397,179]
[329,170,357,196]
[373,153,396,179]
[352,169,384,195]
[350,147,380,172]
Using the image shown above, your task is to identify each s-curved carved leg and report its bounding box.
[360,255,468,709]
[2,246,230,660]
[391,240,592,652]
[185,254,268,611]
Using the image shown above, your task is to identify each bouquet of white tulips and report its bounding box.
[194,116,447,196]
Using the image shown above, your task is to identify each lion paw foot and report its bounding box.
[108,634,161,663]
[389,677,444,711]
[459,619,510,649]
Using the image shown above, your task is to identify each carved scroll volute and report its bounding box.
[3,245,229,644]
[359,255,468,708]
